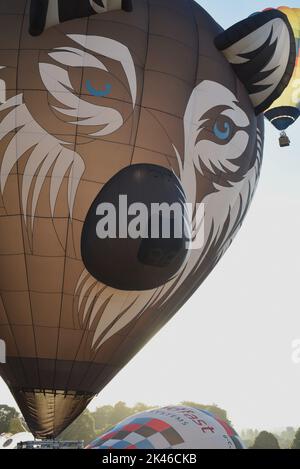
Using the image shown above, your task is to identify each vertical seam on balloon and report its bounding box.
[64,279,105,392]
[128,0,150,166]
[188,0,200,94]
[87,0,153,380]
[85,285,165,393]
[0,293,24,388]
[86,2,202,383]
[145,109,181,172]
[13,2,42,392]
[73,286,130,392]
[72,0,152,395]
[131,0,204,316]
[57,18,93,402]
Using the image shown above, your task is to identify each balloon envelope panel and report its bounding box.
[86,406,246,449]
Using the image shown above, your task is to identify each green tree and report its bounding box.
[92,401,155,434]
[0,405,19,433]
[181,401,230,424]
[241,429,255,448]
[59,410,96,445]
[110,401,132,425]
[8,417,25,434]
[132,402,154,414]
[92,404,115,432]
[59,402,234,445]
[251,431,280,449]
[291,428,300,449]
[276,427,295,449]
[93,402,131,434]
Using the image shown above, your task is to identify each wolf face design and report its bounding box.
[0,34,261,350]
[0,1,295,438]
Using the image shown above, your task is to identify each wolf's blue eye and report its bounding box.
[213,118,232,141]
[86,80,112,97]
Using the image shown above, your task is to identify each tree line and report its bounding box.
[1,402,300,448]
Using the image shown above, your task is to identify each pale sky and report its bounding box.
[1,0,300,432]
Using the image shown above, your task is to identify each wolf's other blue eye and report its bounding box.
[86,80,112,97]
[213,118,232,141]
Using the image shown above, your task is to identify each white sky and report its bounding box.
[1,0,300,432]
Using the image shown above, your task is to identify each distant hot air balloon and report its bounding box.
[264,6,300,146]
[0,432,35,449]
[0,1,295,438]
[86,406,246,449]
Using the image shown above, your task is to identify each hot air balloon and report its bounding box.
[86,406,246,449]
[0,1,295,438]
[0,431,35,449]
[264,6,300,147]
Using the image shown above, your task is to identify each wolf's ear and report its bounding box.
[215,10,296,115]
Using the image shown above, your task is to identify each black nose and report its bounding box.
[81,164,190,291]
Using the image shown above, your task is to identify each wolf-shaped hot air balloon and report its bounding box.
[0,0,295,438]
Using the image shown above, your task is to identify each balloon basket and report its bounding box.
[16,440,84,449]
[279,132,290,147]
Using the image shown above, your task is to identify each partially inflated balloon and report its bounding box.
[0,432,35,449]
[0,1,295,438]
[264,7,300,133]
[86,406,246,449]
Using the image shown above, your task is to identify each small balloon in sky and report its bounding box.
[264,7,300,147]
